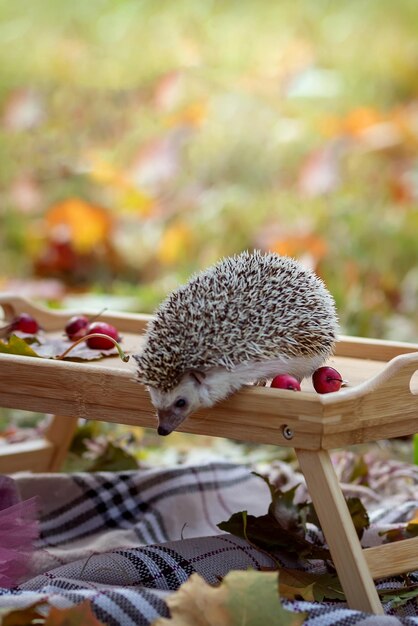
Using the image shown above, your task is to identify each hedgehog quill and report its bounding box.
[134,250,338,436]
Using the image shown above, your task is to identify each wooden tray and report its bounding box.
[1,293,418,615]
[0,294,417,450]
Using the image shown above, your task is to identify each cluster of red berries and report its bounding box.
[64,315,120,350]
[7,313,120,351]
[270,367,344,394]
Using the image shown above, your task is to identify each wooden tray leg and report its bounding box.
[296,448,384,614]
[44,415,79,472]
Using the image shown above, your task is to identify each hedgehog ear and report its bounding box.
[189,370,206,385]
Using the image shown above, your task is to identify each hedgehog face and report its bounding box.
[148,371,208,436]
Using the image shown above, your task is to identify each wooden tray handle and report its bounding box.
[358,351,418,397]
[0,294,57,323]
[0,293,152,333]
[321,351,418,409]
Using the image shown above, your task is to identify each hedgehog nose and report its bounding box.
[157,426,171,436]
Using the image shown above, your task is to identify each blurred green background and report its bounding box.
[1,0,417,340]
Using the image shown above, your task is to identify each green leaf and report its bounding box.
[279,568,345,602]
[346,497,369,539]
[87,442,139,472]
[349,455,369,485]
[379,584,418,608]
[153,570,307,626]
[0,334,41,358]
[224,571,306,626]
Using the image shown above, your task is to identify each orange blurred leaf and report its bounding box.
[45,198,112,253]
[166,101,207,128]
[342,107,383,136]
[269,233,328,263]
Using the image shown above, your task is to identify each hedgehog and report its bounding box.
[134,250,338,436]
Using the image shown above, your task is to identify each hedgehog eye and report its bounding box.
[174,398,187,409]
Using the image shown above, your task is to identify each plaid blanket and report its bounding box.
[1,460,418,626]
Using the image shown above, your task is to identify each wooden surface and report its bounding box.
[0,439,54,473]
[0,294,418,448]
[364,536,418,579]
[297,449,384,614]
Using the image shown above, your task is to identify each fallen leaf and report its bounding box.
[0,333,120,362]
[279,569,344,602]
[380,520,418,543]
[153,571,306,626]
[379,585,418,609]
[44,601,105,626]
[87,442,139,472]
[0,335,40,358]
[220,474,369,562]
[218,509,331,562]
[0,601,46,625]
[35,337,119,361]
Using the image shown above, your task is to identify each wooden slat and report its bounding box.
[364,537,418,579]
[0,439,54,473]
[0,293,152,333]
[0,354,323,448]
[296,448,384,614]
[336,335,418,361]
[45,415,79,471]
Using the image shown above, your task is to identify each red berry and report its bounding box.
[86,322,120,350]
[11,313,39,334]
[65,315,89,341]
[312,366,343,394]
[270,374,301,391]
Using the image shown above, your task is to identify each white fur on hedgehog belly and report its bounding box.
[149,353,325,410]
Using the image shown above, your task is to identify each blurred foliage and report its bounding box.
[0,0,417,345]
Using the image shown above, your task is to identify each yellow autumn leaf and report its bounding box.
[89,158,128,188]
[45,198,112,253]
[120,188,155,216]
[157,223,192,266]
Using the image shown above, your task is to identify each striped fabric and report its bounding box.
[1,462,418,625]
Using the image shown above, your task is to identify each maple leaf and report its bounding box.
[152,570,306,626]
